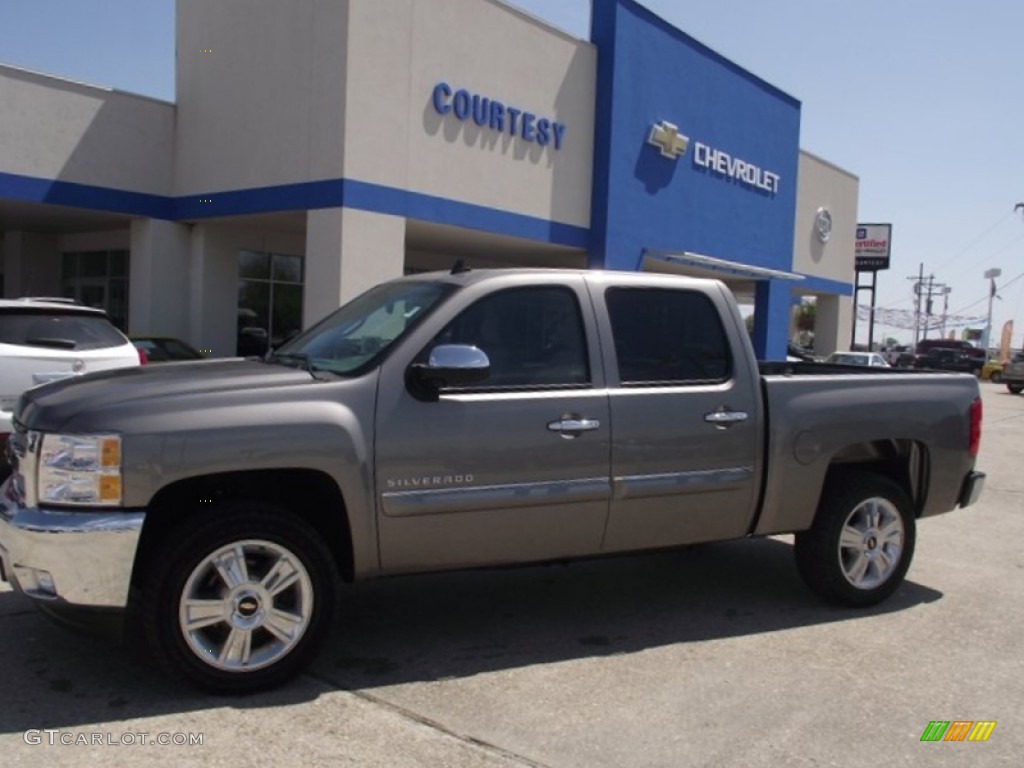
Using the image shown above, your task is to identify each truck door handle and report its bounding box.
[704,408,749,428]
[547,418,601,438]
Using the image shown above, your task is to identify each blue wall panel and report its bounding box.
[590,0,800,271]
[589,0,802,358]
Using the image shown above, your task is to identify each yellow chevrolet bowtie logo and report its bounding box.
[648,120,689,159]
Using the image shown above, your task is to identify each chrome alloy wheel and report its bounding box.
[178,540,314,672]
[837,497,905,590]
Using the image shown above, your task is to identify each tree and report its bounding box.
[795,300,816,333]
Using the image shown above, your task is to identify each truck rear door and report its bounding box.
[589,277,765,552]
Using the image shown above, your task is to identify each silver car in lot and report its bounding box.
[823,351,891,368]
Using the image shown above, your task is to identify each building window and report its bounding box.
[237,250,304,356]
[61,250,129,331]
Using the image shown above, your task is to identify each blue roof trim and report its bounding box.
[0,171,589,249]
[0,170,172,219]
[344,180,590,248]
[173,179,345,218]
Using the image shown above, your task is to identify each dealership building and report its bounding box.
[0,0,857,359]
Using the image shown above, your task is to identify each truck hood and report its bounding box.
[16,359,315,432]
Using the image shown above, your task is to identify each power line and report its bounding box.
[937,230,1024,285]
[878,209,1022,309]
[947,269,1024,316]
[876,210,1024,328]
[930,211,1015,274]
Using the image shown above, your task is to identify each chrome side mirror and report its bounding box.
[408,344,491,398]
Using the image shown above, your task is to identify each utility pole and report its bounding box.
[921,276,950,341]
[923,274,934,340]
[906,268,948,343]
[907,264,925,346]
[982,268,1001,352]
[940,286,952,338]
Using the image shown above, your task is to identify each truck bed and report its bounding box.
[753,364,981,537]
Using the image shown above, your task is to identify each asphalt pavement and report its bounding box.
[1,381,1021,766]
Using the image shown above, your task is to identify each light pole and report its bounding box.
[982,267,1001,353]
[940,286,952,338]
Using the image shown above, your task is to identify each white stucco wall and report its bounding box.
[0,65,174,196]
[174,0,348,195]
[792,151,859,284]
[130,220,191,338]
[175,0,595,227]
[344,0,595,228]
[305,208,405,326]
[814,293,853,357]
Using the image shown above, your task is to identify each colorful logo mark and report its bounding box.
[648,121,690,160]
[920,721,996,742]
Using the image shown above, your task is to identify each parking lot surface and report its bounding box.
[1,382,1021,766]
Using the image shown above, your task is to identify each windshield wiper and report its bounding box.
[266,352,315,373]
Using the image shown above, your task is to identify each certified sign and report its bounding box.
[855,223,892,271]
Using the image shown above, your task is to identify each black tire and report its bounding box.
[139,503,339,694]
[795,470,915,607]
[1008,383,1023,395]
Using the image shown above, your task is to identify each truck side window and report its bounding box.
[433,286,590,388]
[606,288,732,385]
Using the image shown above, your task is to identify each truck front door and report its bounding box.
[374,279,611,572]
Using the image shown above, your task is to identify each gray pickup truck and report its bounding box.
[0,268,986,693]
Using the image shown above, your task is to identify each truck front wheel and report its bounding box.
[795,471,916,607]
[139,503,339,693]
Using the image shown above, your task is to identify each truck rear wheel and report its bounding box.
[795,471,915,607]
[139,503,338,693]
[1008,383,1023,394]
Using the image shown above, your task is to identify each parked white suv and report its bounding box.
[1,299,141,477]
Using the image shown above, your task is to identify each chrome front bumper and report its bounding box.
[0,479,145,608]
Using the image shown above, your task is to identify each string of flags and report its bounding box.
[856,305,986,331]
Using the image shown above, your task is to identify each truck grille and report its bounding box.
[5,424,33,506]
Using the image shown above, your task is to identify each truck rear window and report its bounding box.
[0,310,128,351]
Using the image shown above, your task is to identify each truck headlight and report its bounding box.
[37,434,122,506]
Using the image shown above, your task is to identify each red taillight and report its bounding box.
[968,396,982,457]
[137,347,148,366]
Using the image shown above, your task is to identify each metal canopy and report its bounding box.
[643,248,805,282]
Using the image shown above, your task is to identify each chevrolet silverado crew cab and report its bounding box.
[0,269,986,693]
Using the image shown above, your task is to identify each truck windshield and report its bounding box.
[269,280,452,375]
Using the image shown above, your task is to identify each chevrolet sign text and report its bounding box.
[692,142,780,193]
